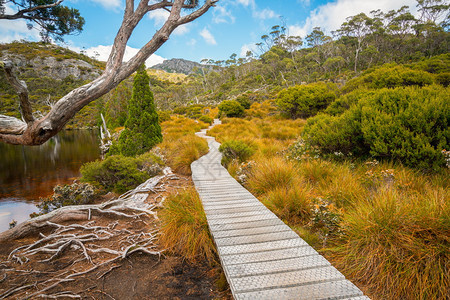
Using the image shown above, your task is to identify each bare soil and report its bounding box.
[0,174,231,299]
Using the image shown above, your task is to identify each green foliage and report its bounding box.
[198,115,213,124]
[218,100,245,118]
[219,140,255,166]
[113,65,162,156]
[304,85,450,171]
[344,64,434,92]
[276,82,336,119]
[235,94,252,109]
[37,182,98,214]
[80,153,161,193]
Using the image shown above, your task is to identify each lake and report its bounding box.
[0,130,100,232]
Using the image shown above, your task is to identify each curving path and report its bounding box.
[191,120,369,300]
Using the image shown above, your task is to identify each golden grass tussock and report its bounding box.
[247,157,299,195]
[159,116,209,175]
[262,184,313,224]
[331,188,449,300]
[161,134,208,175]
[159,188,217,264]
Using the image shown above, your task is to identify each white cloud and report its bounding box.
[253,8,278,20]
[187,38,197,46]
[199,28,217,45]
[240,43,258,57]
[148,9,170,26]
[0,4,41,43]
[69,44,165,67]
[213,5,236,24]
[292,0,417,37]
[235,0,255,9]
[91,0,122,10]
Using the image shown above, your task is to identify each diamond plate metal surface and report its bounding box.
[191,122,369,300]
[233,279,364,300]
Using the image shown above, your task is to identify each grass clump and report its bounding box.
[331,188,449,300]
[247,157,298,195]
[159,188,217,263]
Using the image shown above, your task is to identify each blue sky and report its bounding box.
[0,0,418,65]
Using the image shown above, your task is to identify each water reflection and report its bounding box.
[0,129,100,232]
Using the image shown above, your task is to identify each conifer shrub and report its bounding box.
[235,94,252,109]
[276,82,337,119]
[219,140,255,167]
[112,64,162,157]
[304,85,449,171]
[218,100,245,118]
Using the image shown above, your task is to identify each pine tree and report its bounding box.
[114,64,162,156]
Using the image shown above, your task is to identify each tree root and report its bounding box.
[0,171,173,299]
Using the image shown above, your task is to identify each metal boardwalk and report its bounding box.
[191,123,369,300]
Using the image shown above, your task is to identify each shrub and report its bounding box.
[344,64,434,92]
[80,155,150,193]
[159,188,216,263]
[235,94,252,109]
[304,85,449,171]
[276,82,336,119]
[219,140,255,167]
[218,100,245,118]
[37,183,98,214]
[198,115,213,125]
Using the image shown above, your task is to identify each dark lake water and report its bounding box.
[0,130,100,232]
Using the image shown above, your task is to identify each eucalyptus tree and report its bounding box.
[0,0,85,42]
[0,0,218,145]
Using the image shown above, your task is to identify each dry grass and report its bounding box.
[209,115,450,299]
[159,188,217,264]
[160,116,209,175]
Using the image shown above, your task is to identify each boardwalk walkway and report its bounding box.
[191,122,369,300]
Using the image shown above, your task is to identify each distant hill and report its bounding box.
[152,58,212,75]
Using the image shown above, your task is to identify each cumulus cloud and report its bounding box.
[213,5,236,24]
[235,0,255,9]
[240,43,258,57]
[69,44,165,67]
[253,8,278,20]
[291,0,417,37]
[199,28,217,45]
[91,0,122,10]
[0,4,41,43]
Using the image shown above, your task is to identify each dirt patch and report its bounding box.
[0,173,231,299]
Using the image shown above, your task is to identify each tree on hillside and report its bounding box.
[0,0,85,42]
[0,0,218,146]
[112,64,162,156]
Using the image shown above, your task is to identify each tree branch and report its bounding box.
[2,61,34,123]
[0,0,218,145]
[0,0,64,20]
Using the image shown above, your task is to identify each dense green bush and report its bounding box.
[219,140,255,166]
[235,94,252,109]
[218,100,245,118]
[198,115,213,124]
[304,85,449,171]
[80,153,162,193]
[344,64,434,92]
[276,82,336,119]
